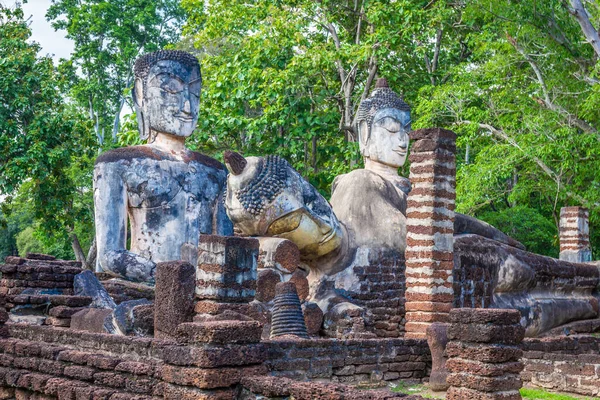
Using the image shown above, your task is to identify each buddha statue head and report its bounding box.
[223,151,343,260]
[356,78,411,168]
[133,50,202,142]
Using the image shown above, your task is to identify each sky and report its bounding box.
[4,0,74,62]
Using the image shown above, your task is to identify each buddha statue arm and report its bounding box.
[93,161,156,283]
[213,187,234,236]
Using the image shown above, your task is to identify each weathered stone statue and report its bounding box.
[224,79,520,337]
[94,50,232,283]
[224,78,598,338]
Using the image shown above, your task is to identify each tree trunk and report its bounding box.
[70,233,90,270]
[86,236,97,271]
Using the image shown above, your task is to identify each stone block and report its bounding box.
[447,323,525,345]
[176,320,262,344]
[446,386,522,400]
[447,372,522,392]
[154,261,195,340]
[163,384,238,400]
[449,308,521,325]
[161,364,267,389]
[196,235,259,302]
[302,302,324,336]
[447,358,524,376]
[446,342,522,363]
[161,343,267,368]
[73,270,116,309]
[255,268,281,302]
[70,308,113,333]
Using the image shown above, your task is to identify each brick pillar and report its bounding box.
[194,234,259,317]
[446,309,524,400]
[160,234,267,399]
[154,261,196,340]
[559,206,592,263]
[404,128,456,339]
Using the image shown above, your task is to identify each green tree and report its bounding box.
[46,0,187,145]
[181,0,468,193]
[0,4,95,262]
[15,227,45,257]
[415,0,600,254]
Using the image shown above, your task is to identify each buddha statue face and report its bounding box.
[133,50,201,141]
[224,152,343,259]
[357,78,411,168]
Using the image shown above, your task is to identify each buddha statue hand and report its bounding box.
[223,151,344,262]
[100,250,156,284]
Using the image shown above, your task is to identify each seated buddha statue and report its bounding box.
[93,50,232,284]
[224,79,524,336]
[224,79,599,337]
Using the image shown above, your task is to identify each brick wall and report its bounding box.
[342,249,406,338]
[240,376,425,400]
[521,335,600,397]
[265,338,430,384]
[0,323,267,399]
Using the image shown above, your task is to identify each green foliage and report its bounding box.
[3,0,600,259]
[416,0,600,254]
[520,387,591,400]
[47,0,187,145]
[478,206,559,257]
[180,0,466,194]
[15,227,44,257]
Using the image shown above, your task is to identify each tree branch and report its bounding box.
[456,121,600,208]
[565,0,600,58]
[508,34,598,136]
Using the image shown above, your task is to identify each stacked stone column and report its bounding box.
[158,235,267,399]
[404,128,456,339]
[559,206,592,263]
[446,309,525,400]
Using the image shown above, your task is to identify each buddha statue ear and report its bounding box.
[133,77,150,141]
[358,120,371,157]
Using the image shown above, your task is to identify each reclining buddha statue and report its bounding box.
[224,78,599,337]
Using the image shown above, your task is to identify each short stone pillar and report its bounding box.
[559,206,592,263]
[154,261,196,340]
[160,235,266,399]
[446,308,525,400]
[427,322,449,391]
[404,128,456,339]
[194,234,259,317]
[270,282,308,339]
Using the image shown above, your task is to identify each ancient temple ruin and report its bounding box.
[1,50,599,399]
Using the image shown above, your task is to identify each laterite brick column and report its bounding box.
[559,206,592,263]
[446,309,525,400]
[194,234,259,317]
[154,261,196,340]
[160,234,267,399]
[404,128,456,339]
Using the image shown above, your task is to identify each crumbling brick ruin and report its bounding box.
[1,127,599,399]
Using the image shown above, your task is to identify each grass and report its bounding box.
[389,384,593,400]
[520,388,594,400]
[390,382,443,399]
